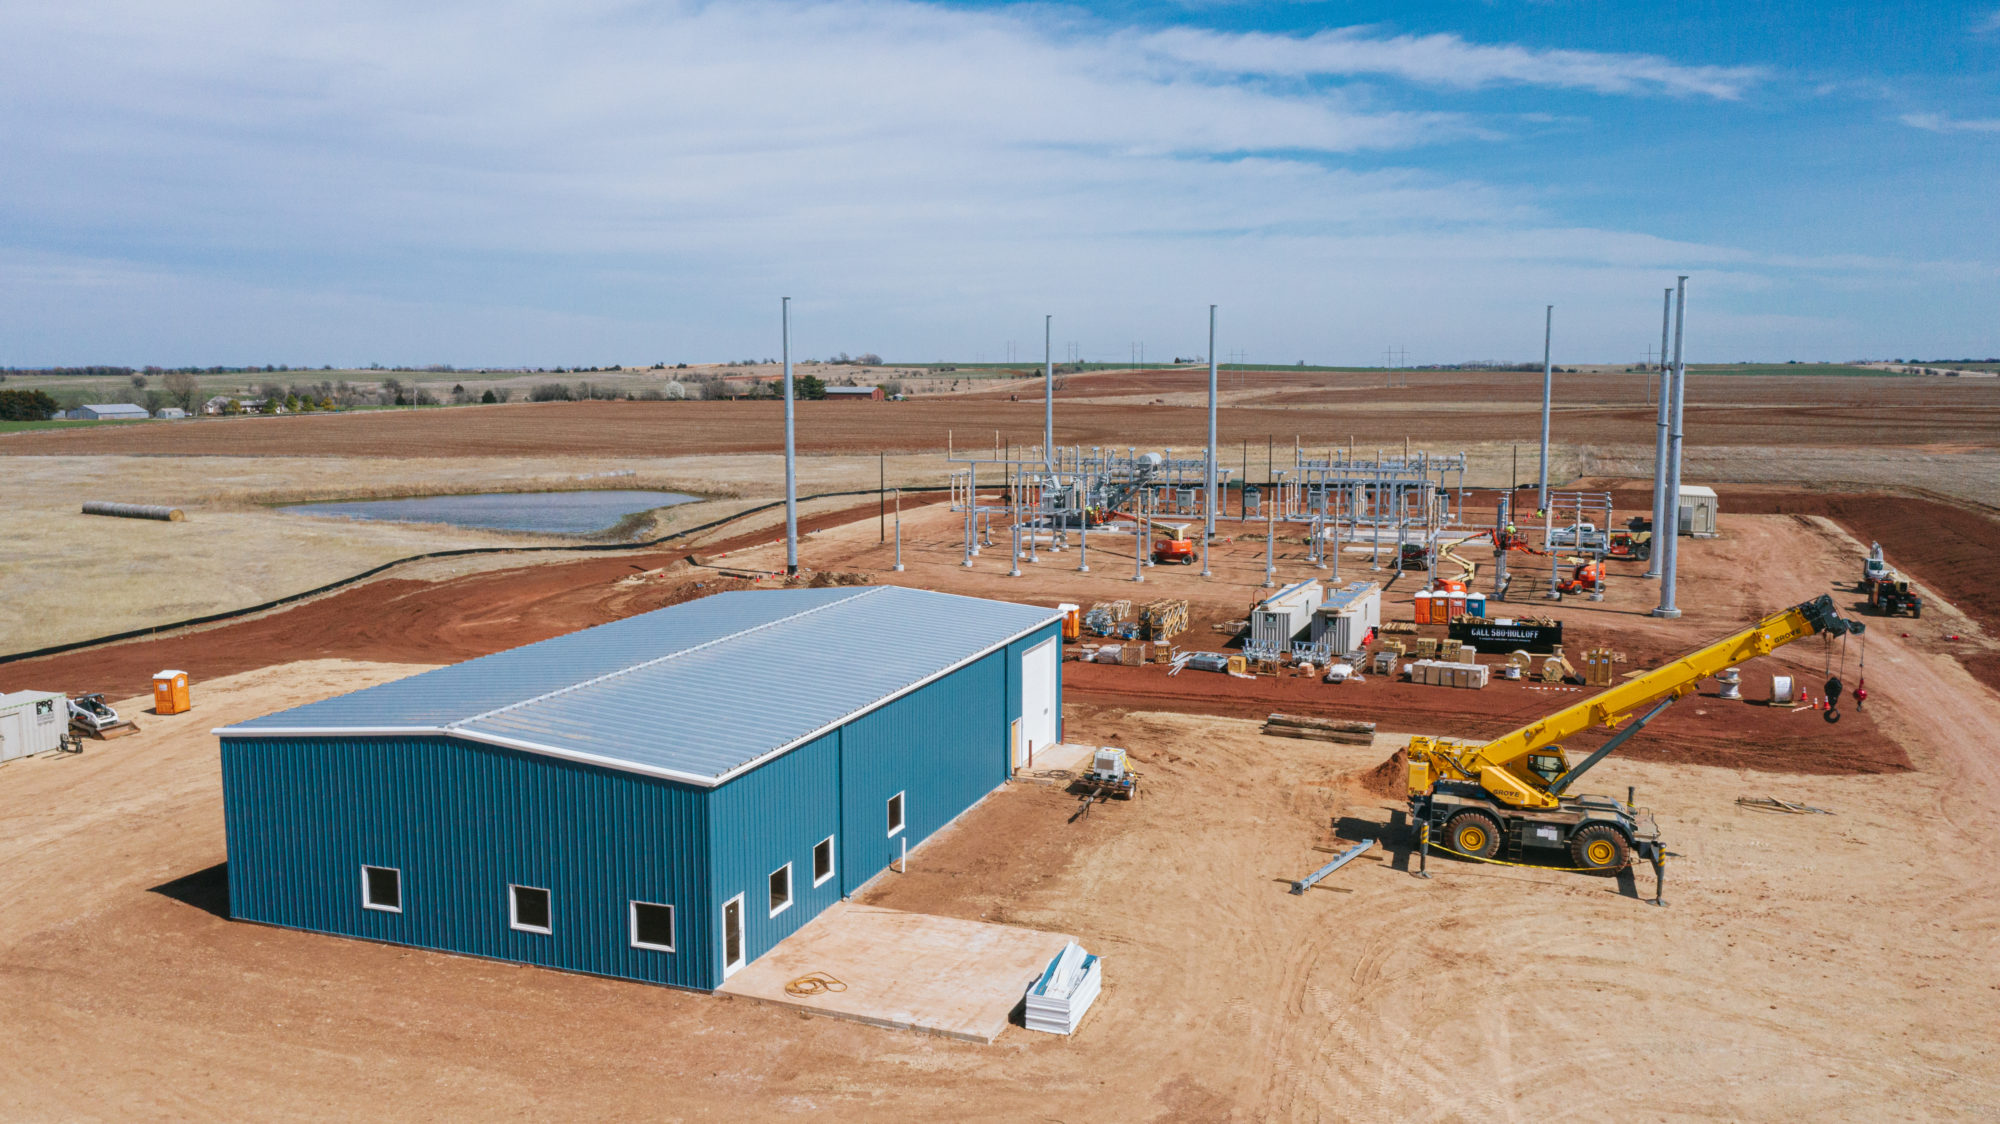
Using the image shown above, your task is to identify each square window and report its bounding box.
[813,837,835,887]
[510,884,552,934]
[768,863,793,918]
[630,901,675,952]
[362,865,401,913]
[887,791,905,837]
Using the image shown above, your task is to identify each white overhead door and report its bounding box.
[1020,639,1058,766]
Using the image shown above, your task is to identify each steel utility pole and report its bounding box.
[1043,314,1054,472]
[1646,286,1673,580]
[1537,305,1553,515]
[1655,276,1689,619]
[1204,305,1218,575]
[782,296,798,576]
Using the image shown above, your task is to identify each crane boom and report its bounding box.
[1408,594,1862,812]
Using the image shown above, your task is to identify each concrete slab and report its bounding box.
[1012,741,1096,781]
[716,902,1075,1043]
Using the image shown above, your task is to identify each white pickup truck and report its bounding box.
[1546,521,1599,548]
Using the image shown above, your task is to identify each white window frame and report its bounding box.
[509,883,553,935]
[360,865,402,914]
[812,836,836,887]
[720,893,746,978]
[887,791,906,838]
[629,900,675,952]
[768,862,793,918]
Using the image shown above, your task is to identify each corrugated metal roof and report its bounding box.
[218,587,1060,786]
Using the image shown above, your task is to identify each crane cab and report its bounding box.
[1526,752,1567,784]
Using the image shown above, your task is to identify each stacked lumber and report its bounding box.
[1260,713,1377,745]
[1139,598,1190,641]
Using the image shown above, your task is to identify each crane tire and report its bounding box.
[1444,812,1502,860]
[1569,824,1631,874]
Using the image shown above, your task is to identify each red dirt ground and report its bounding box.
[1562,483,2000,695]
[9,500,1914,778]
[1064,651,1907,776]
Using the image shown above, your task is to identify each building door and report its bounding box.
[1020,639,1057,765]
[721,894,745,979]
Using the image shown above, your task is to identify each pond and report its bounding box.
[281,490,700,536]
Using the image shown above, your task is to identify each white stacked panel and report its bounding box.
[1023,941,1102,1035]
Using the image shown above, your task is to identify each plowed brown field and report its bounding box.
[6,370,1997,458]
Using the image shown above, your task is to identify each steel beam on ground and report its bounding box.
[1290,839,1377,894]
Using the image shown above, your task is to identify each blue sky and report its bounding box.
[2,0,1995,366]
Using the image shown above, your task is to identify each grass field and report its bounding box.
[0,419,102,433]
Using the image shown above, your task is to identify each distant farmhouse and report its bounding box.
[824,385,884,401]
[203,396,287,416]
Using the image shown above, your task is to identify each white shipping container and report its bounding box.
[1251,580,1324,649]
[0,690,68,762]
[1309,581,1382,651]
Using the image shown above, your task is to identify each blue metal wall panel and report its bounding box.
[836,648,1009,892]
[218,619,1064,991]
[702,730,842,978]
[221,735,718,990]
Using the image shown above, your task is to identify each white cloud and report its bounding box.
[1978,8,2000,33]
[1901,112,2000,133]
[0,0,1968,365]
[1136,27,1764,100]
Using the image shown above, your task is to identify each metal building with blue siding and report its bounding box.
[216,586,1063,992]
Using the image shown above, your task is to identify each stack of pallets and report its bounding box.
[1138,598,1189,641]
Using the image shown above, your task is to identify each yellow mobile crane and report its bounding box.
[1408,594,1864,898]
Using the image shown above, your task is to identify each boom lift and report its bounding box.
[1407,595,1864,893]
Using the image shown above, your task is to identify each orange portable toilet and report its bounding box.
[1430,590,1451,623]
[153,670,191,715]
[1414,588,1433,624]
[1058,603,1082,642]
[1447,591,1467,623]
